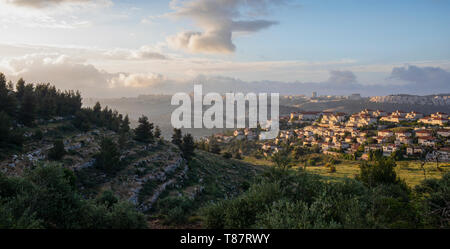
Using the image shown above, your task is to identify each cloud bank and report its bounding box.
[167,0,281,54]
[1,51,449,97]
[390,65,450,91]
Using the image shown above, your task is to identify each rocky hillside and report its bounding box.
[0,118,265,228]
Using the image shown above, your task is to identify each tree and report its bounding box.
[120,115,130,133]
[234,151,242,159]
[271,150,292,171]
[48,140,66,160]
[15,78,25,100]
[0,111,11,145]
[171,128,182,146]
[18,84,35,126]
[356,158,401,188]
[134,115,154,143]
[181,134,195,161]
[95,137,121,173]
[0,73,16,117]
[154,125,161,139]
[118,132,128,150]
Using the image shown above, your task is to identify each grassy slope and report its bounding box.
[243,155,450,187]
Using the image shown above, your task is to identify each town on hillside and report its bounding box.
[204,109,450,162]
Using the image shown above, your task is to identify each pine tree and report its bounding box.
[133,115,154,143]
[181,133,195,161]
[15,78,25,101]
[154,125,161,139]
[118,132,128,150]
[120,115,130,133]
[0,73,17,117]
[0,111,11,145]
[171,128,182,146]
[95,137,121,173]
[18,84,35,126]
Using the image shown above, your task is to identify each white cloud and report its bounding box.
[103,46,168,60]
[166,0,281,54]
[110,73,167,88]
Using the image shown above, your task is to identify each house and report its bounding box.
[437,129,450,137]
[382,144,398,155]
[431,112,448,119]
[376,136,389,144]
[321,112,347,124]
[396,136,412,145]
[395,130,412,138]
[298,111,321,121]
[378,130,394,137]
[418,136,437,147]
[380,114,406,123]
[406,146,423,156]
[373,110,387,117]
[438,147,450,162]
[419,116,449,126]
[405,111,424,120]
[356,136,367,144]
[415,130,432,138]
[365,144,381,153]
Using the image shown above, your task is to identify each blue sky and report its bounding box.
[0,0,449,97]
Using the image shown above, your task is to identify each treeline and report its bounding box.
[0,73,82,126]
[202,154,449,229]
[0,73,132,151]
[0,73,82,149]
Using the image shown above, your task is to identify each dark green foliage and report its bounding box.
[33,129,43,140]
[0,111,12,145]
[118,131,128,150]
[0,73,17,117]
[157,196,194,224]
[94,137,121,174]
[356,158,401,188]
[48,140,66,160]
[154,125,161,139]
[222,151,232,159]
[414,173,450,228]
[201,163,436,229]
[18,83,35,126]
[120,115,130,133]
[181,134,196,161]
[134,115,154,143]
[98,190,119,208]
[171,128,182,146]
[0,164,146,229]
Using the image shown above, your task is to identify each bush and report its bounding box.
[48,140,66,160]
[222,152,232,159]
[0,163,147,229]
[157,196,194,224]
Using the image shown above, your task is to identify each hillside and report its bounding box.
[0,117,265,228]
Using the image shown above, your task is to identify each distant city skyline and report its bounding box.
[0,0,449,97]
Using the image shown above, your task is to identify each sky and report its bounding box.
[0,0,449,97]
